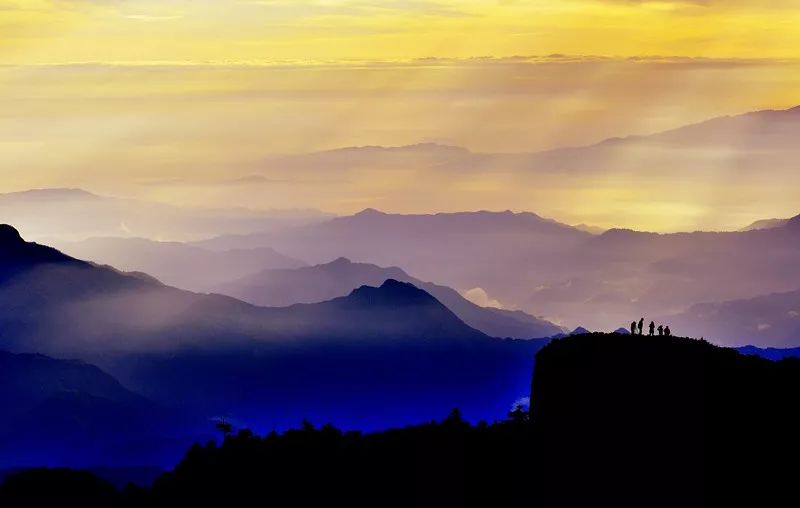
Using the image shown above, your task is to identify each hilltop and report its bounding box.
[532,332,800,506]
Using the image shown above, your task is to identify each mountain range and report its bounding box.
[248,106,800,183]
[0,225,497,356]
[19,189,800,345]
[0,225,549,466]
[237,105,800,234]
[49,239,562,338]
[191,207,800,344]
[740,218,790,232]
[194,208,591,312]
[667,287,800,347]
[53,237,305,293]
[216,257,563,339]
[3,106,800,345]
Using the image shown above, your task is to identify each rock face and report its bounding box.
[54,236,305,293]
[530,333,800,507]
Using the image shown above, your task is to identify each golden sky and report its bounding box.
[3,1,800,63]
[1,1,800,231]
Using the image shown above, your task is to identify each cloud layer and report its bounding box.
[2,2,799,231]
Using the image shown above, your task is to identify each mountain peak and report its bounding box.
[0,224,81,279]
[347,279,440,307]
[354,208,387,217]
[1,188,100,201]
[0,224,23,244]
[328,257,354,266]
[380,278,417,291]
[333,279,489,341]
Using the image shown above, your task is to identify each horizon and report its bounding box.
[2,182,798,236]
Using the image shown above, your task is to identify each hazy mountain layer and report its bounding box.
[0,188,330,242]
[0,226,489,356]
[0,226,547,452]
[218,257,563,338]
[195,208,800,343]
[54,237,305,293]
[195,209,591,314]
[666,287,800,347]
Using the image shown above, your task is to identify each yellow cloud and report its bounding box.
[1,0,800,64]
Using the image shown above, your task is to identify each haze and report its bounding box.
[2,1,800,231]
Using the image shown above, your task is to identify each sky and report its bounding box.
[1,0,799,231]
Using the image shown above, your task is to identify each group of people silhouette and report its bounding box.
[631,318,671,337]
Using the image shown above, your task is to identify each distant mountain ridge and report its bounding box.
[575,105,800,149]
[217,257,563,339]
[194,206,800,344]
[0,225,497,356]
[194,209,591,314]
[0,188,101,202]
[666,286,800,347]
[739,218,789,232]
[313,142,470,156]
[737,345,800,361]
[259,104,800,176]
[54,236,305,293]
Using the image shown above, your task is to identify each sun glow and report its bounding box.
[1,1,799,231]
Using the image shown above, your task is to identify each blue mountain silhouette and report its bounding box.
[0,225,549,467]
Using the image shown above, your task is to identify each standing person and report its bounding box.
[665,326,671,337]
[648,321,655,336]
[658,325,664,336]
[631,321,637,336]
[638,318,644,336]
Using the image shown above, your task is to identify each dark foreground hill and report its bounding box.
[4,334,799,506]
[533,333,800,507]
[0,351,202,468]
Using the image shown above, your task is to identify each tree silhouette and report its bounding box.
[508,404,530,423]
[214,417,233,439]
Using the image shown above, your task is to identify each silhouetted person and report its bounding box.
[638,318,644,336]
[648,321,655,336]
[665,326,671,337]
[631,321,637,335]
[658,325,664,336]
